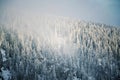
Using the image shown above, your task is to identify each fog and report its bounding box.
[0,0,120,27]
[0,1,120,80]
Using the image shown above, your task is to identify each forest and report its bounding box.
[0,15,120,80]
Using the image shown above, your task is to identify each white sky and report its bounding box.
[0,0,120,26]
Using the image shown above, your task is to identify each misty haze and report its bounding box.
[0,0,120,80]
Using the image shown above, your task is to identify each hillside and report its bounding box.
[0,15,120,80]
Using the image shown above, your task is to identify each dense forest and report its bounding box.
[0,16,120,80]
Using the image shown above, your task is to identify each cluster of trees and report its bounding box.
[0,18,120,80]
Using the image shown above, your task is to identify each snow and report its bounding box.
[1,67,11,80]
[1,49,7,62]
[1,49,5,56]
[0,14,120,80]
[0,49,11,80]
[98,58,102,66]
[2,57,7,62]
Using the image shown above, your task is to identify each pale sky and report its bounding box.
[0,0,120,27]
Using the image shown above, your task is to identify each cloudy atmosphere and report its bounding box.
[0,0,120,26]
[0,0,120,80]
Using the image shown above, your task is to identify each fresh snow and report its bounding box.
[1,49,7,62]
[1,67,11,80]
[0,49,11,80]
[0,14,120,80]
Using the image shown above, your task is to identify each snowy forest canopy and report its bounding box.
[0,14,120,80]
